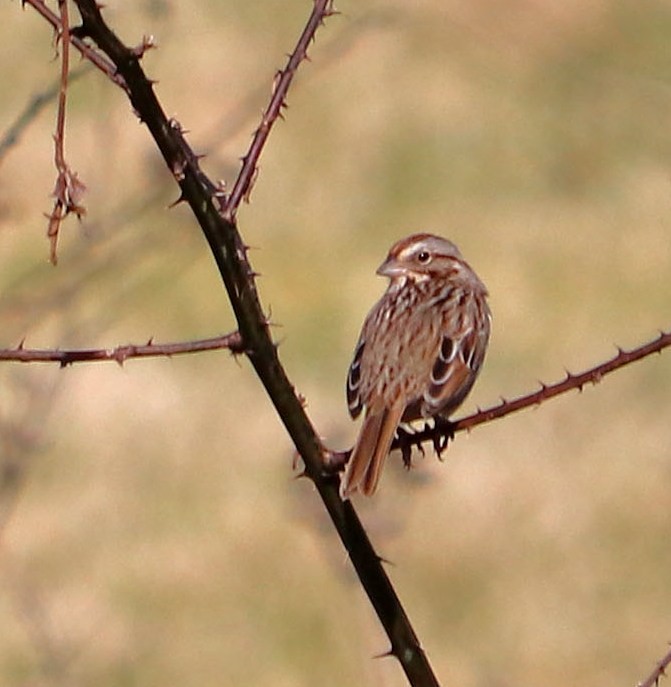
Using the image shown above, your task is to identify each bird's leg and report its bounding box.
[395,425,418,470]
[432,417,455,459]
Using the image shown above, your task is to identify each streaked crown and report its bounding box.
[377,233,483,288]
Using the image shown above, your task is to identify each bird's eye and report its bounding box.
[417,250,431,264]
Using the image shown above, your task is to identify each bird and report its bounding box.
[341,233,491,499]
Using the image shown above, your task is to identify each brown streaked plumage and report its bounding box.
[341,233,491,499]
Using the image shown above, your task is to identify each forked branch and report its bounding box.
[21,1,440,685]
[21,0,125,89]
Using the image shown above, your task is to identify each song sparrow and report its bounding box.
[341,233,491,499]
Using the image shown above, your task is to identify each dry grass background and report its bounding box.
[0,1,670,686]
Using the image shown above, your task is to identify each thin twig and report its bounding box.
[638,644,671,687]
[46,0,87,264]
[22,0,126,90]
[0,331,244,366]
[392,329,671,455]
[0,65,89,163]
[222,0,338,220]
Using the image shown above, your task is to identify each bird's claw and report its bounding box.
[432,417,455,459]
[395,425,418,469]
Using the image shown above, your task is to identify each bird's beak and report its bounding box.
[376,257,405,278]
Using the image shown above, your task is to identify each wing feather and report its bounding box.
[346,340,365,419]
[422,295,491,417]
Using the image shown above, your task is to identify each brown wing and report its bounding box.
[422,298,491,417]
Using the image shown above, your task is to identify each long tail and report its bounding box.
[340,402,404,499]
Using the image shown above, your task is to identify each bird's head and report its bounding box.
[377,233,468,285]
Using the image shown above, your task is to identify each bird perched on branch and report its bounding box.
[341,233,491,499]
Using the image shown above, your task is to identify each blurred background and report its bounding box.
[1,1,670,686]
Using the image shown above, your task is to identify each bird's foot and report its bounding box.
[396,425,420,470]
[432,417,455,460]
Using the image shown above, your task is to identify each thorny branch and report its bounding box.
[222,1,339,220]
[638,644,671,687]
[21,1,439,685]
[0,331,244,366]
[389,329,671,460]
